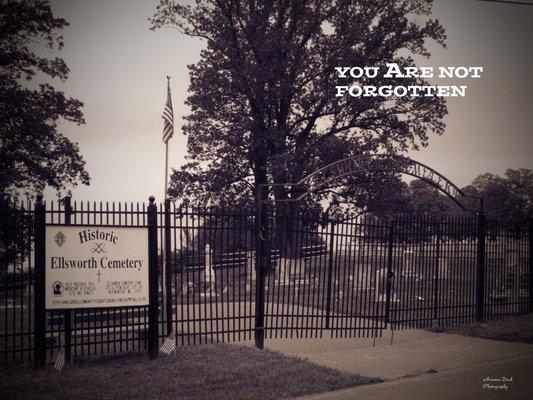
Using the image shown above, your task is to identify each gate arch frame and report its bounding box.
[258,154,483,212]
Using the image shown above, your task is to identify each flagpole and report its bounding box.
[164,75,171,198]
[162,139,169,337]
[165,140,169,197]
[162,76,171,338]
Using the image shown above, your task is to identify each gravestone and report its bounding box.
[202,244,215,297]
[245,250,255,291]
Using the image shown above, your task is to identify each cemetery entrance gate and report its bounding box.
[251,155,527,348]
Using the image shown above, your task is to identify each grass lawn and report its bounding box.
[0,343,380,400]
[429,314,533,344]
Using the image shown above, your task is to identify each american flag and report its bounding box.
[162,77,174,143]
[160,330,176,355]
[54,349,65,371]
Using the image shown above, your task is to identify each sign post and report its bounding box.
[63,195,73,364]
[34,194,46,369]
[147,196,159,359]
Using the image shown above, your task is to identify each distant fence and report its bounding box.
[1,198,531,363]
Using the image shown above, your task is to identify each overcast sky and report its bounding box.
[41,0,533,203]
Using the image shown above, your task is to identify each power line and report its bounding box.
[476,0,533,6]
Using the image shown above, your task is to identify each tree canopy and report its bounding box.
[464,169,533,220]
[0,0,89,197]
[374,169,533,220]
[151,0,447,214]
[0,0,89,269]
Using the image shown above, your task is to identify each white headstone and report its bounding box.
[276,258,290,285]
[205,244,214,285]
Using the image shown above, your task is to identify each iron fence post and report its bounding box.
[433,220,441,322]
[34,194,46,369]
[324,221,336,330]
[147,196,159,359]
[254,187,266,349]
[63,195,72,363]
[528,218,533,313]
[164,199,173,336]
[385,221,394,325]
[475,212,486,322]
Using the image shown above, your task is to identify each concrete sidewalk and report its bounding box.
[298,355,533,400]
[251,328,533,399]
[261,329,533,380]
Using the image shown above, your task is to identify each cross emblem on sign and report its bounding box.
[92,243,106,254]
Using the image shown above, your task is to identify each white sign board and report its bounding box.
[45,226,149,310]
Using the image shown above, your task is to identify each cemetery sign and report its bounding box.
[45,226,149,309]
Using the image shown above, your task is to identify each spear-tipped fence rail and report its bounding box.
[0,197,531,363]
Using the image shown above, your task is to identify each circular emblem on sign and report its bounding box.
[54,231,66,247]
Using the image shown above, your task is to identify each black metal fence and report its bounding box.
[1,198,162,364]
[169,205,257,345]
[1,197,532,363]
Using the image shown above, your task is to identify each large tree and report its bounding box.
[152,0,446,209]
[375,171,533,220]
[463,169,533,220]
[152,0,447,257]
[0,0,89,195]
[0,0,89,268]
